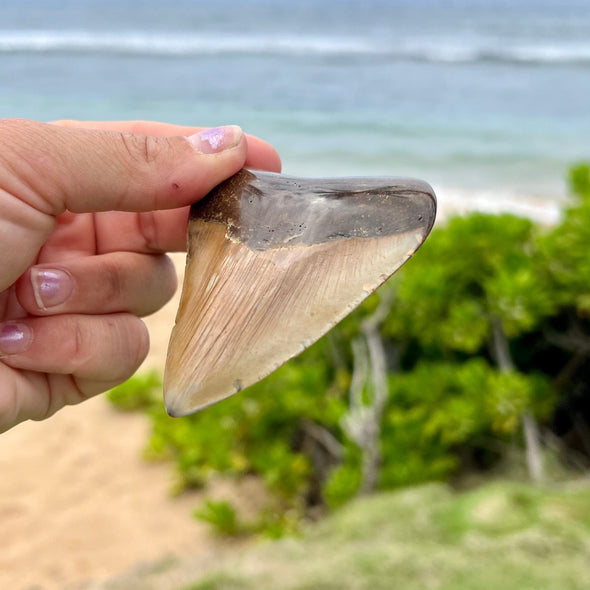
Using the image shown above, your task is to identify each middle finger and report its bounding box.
[17,252,177,317]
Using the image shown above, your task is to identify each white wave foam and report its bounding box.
[401,39,590,65]
[433,186,563,226]
[0,30,376,57]
[0,29,589,65]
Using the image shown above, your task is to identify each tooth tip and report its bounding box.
[164,390,192,418]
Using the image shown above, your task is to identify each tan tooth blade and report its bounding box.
[164,169,436,416]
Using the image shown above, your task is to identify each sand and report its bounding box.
[0,254,228,590]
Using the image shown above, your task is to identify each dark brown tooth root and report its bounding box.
[164,169,436,417]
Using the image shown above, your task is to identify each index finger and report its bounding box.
[0,118,249,289]
[51,119,282,173]
[49,119,282,254]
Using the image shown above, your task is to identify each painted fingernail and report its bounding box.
[31,268,73,310]
[0,323,33,356]
[187,125,243,154]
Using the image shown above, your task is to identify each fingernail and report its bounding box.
[0,323,33,356]
[31,268,73,310]
[187,125,243,154]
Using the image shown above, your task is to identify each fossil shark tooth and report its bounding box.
[164,169,436,416]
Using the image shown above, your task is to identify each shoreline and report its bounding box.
[434,187,564,226]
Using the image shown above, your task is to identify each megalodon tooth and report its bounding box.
[164,169,436,416]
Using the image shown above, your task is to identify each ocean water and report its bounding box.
[1,0,589,222]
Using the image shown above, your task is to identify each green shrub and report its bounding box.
[106,370,161,411]
[323,461,363,509]
[193,500,245,537]
[182,572,249,590]
[107,164,590,535]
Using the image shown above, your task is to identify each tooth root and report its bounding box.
[164,169,436,416]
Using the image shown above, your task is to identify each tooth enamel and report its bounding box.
[164,169,436,415]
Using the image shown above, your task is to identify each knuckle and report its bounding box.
[101,258,126,303]
[136,211,159,251]
[119,132,170,166]
[72,321,86,361]
[66,319,93,372]
[65,315,146,381]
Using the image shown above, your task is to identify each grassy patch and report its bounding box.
[179,480,590,590]
[181,572,250,590]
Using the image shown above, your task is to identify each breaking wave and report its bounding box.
[0,30,589,65]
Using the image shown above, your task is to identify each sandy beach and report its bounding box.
[0,254,227,590]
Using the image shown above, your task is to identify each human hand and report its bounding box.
[0,118,281,433]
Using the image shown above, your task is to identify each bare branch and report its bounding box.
[545,325,590,355]
[300,419,344,461]
[491,315,544,483]
[342,288,396,493]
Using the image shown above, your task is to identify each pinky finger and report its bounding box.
[0,371,135,432]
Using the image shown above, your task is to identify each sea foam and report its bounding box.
[0,30,589,66]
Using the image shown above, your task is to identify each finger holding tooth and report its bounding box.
[17,252,177,318]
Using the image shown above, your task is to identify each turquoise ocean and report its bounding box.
[1,0,589,222]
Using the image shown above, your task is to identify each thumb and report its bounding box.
[0,118,247,289]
